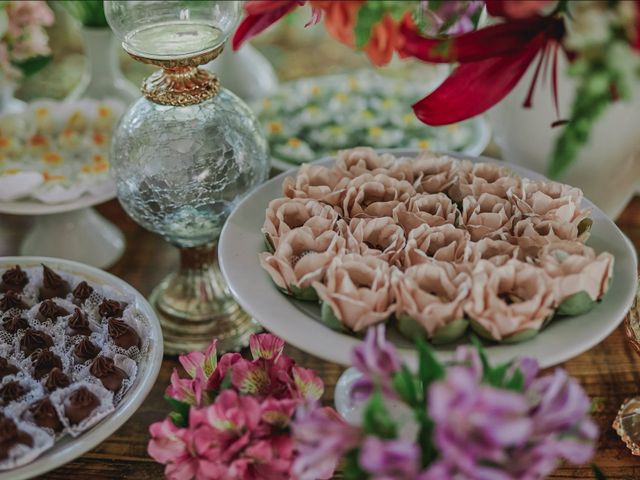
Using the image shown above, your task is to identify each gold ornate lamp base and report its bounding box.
[615,285,640,454]
[150,243,261,355]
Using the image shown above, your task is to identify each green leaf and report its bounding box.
[470,335,491,374]
[343,448,369,480]
[165,396,190,427]
[13,55,51,77]
[415,409,437,467]
[504,368,525,392]
[362,391,397,439]
[354,3,386,49]
[168,411,187,428]
[485,362,510,388]
[557,291,595,316]
[592,464,607,480]
[392,365,421,407]
[416,338,445,390]
[219,369,232,391]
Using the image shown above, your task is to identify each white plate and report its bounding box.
[0,185,115,216]
[0,256,163,480]
[219,150,638,369]
[268,118,491,172]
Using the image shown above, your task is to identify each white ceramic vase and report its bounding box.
[67,27,139,104]
[204,43,278,101]
[487,53,640,219]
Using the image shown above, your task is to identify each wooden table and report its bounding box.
[0,197,637,479]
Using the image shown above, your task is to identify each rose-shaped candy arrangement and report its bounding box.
[259,148,612,344]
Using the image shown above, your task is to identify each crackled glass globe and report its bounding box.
[111,89,269,248]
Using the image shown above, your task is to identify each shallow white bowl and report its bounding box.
[0,256,163,480]
[219,150,638,369]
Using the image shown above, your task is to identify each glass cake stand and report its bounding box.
[105,1,269,354]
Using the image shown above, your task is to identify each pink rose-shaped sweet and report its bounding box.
[449,161,521,201]
[340,217,406,264]
[411,153,458,194]
[333,147,414,182]
[465,260,555,342]
[282,164,347,205]
[466,238,521,267]
[262,197,339,250]
[537,241,614,313]
[340,173,415,219]
[511,216,586,258]
[312,254,395,332]
[393,193,459,232]
[393,262,471,342]
[509,179,591,231]
[259,227,344,299]
[402,224,469,266]
[461,193,516,241]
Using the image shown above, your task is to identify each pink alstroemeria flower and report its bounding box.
[179,339,218,380]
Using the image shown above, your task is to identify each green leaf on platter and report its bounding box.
[431,317,469,345]
[557,291,595,316]
[392,365,421,407]
[354,3,386,49]
[289,284,319,301]
[320,301,347,332]
[13,55,51,77]
[416,338,445,391]
[362,391,397,439]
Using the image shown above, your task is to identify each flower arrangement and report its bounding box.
[259,148,614,343]
[233,0,640,178]
[147,333,325,480]
[292,326,598,480]
[0,0,54,81]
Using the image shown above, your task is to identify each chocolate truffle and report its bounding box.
[2,315,28,334]
[65,387,99,425]
[0,381,25,403]
[0,291,28,313]
[0,357,18,380]
[107,318,140,350]
[72,281,94,306]
[20,328,54,355]
[45,367,70,392]
[36,299,69,323]
[29,397,62,432]
[0,418,33,460]
[98,299,125,318]
[31,348,63,380]
[89,356,127,392]
[67,308,91,336]
[0,265,28,294]
[74,338,101,363]
[39,264,70,300]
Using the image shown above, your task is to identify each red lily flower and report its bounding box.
[233,1,306,50]
[398,13,565,126]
